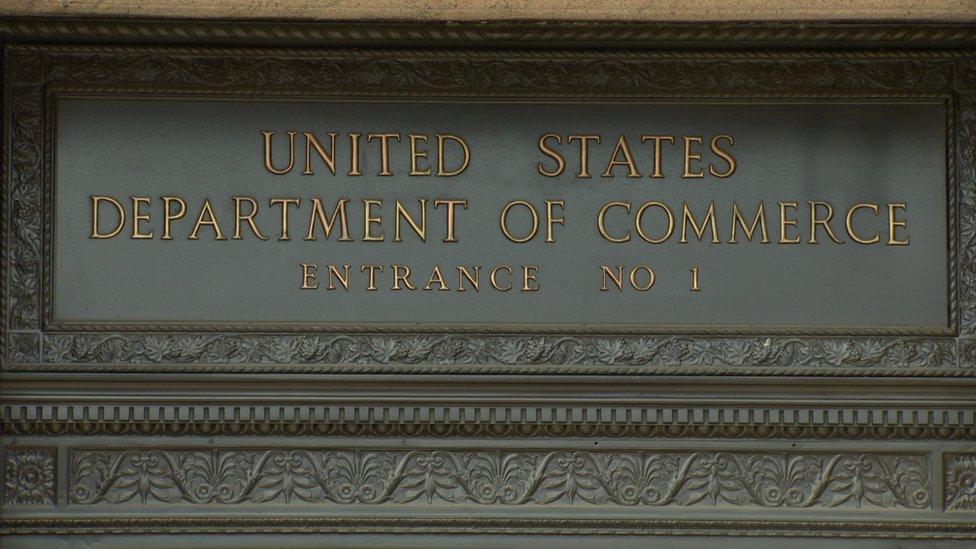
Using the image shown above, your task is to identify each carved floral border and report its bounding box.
[66,448,931,509]
[3,444,975,537]
[5,445,972,514]
[2,45,974,373]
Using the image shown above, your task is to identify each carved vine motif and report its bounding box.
[945,454,976,511]
[3,448,55,506]
[41,333,956,370]
[959,95,976,337]
[41,52,954,94]
[8,332,38,363]
[960,60,976,90]
[69,449,929,509]
[5,50,43,331]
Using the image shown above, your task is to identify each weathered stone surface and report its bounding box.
[2,0,974,22]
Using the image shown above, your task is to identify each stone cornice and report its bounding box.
[1,1,973,22]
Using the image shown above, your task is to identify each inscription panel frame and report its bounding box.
[1,44,973,375]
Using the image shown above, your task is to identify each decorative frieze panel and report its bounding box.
[36,334,960,372]
[66,448,930,509]
[7,445,973,514]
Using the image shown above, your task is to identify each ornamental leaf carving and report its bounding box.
[959,95,976,336]
[3,448,56,506]
[41,52,953,94]
[69,449,929,510]
[6,51,43,331]
[944,454,976,510]
[41,334,957,370]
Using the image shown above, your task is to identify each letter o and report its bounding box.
[635,202,674,244]
[629,265,656,291]
[500,200,539,243]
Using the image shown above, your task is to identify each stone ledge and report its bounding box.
[1,0,974,22]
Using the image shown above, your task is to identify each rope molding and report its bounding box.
[1,19,975,48]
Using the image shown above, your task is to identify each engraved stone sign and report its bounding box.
[56,99,948,332]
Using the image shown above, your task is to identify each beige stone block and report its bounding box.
[2,0,974,22]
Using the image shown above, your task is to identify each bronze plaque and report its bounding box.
[58,99,948,333]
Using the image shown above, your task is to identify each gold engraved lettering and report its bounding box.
[90,195,125,239]
[602,135,641,178]
[458,266,481,292]
[306,198,352,241]
[545,200,565,243]
[363,199,384,242]
[434,199,467,243]
[636,201,675,244]
[269,198,301,240]
[500,200,539,243]
[395,199,427,242]
[778,201,800,244]
[598,201,631,243]
[641,135,675,178]
[522,265,540,291]
[888,203,909,245]
[682,136,704,178]
[303,132,337,175]
[233,196,268,240]
[409,134,432,176]
[161,196,186,240]
[567,135,600,178]
[367,133,401,176]
[601,265,624,291]
[490,265,513,291]
[846,203,881,244]
[809,201,844,244]
[709,135,736,177]
[188,199,227,240]
[538,133,565,177]
[263,131,296,175]
[327,264,350,290]
[730,202,770,243]
[437,134,471,177]
[680,202,719,243]
[425,265,450,291]
[300,263,319,289]
[130,197,153,239]
[629,265,656,291]
[348,133,362,176]
[360,265,383,291]
[391,264,416,290]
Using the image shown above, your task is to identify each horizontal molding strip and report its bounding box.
[1,19,976,49]
[4,376,975,438]
[3,516,975,538]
